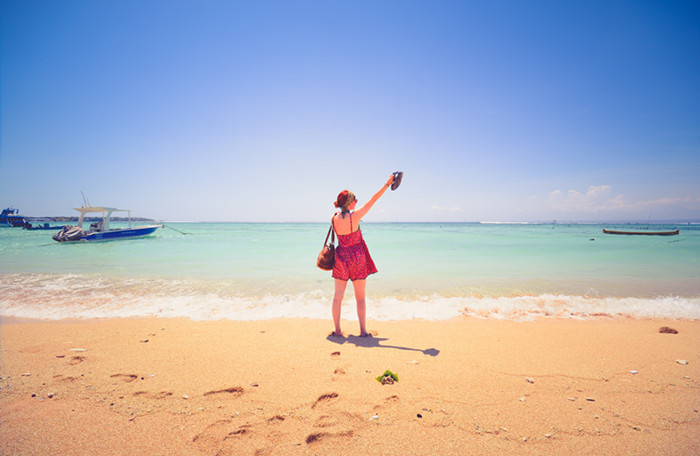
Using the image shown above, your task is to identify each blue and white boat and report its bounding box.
[0,207,27,227]
[53,205,162,242]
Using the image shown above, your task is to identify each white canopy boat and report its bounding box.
[53,205,162,242]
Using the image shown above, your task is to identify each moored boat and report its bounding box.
[24,222,67,231]
[0,207,27,227]
[603,228,679,236]
[53,205,161,242]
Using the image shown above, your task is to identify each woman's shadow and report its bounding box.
[327,333,439,357]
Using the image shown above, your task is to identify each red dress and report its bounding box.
[332,217,378,281]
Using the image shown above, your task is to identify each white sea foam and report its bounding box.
[2,273,698,321]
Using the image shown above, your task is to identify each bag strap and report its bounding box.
[325,216,336,246]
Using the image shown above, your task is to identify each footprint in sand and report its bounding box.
[372,395,401,413]
[305,430,354,445]
[191,419,234,443]
[53,374,79,382]
[224,425,251,439]
[69,356,85,365]
[311,392,338,409]
[315,415,339,428]
[111,373,138,383]
[132,391,173,399]
[204,387,244,397]
[331,368,346,382]
[192,419,238,449]
[192,420,253,450]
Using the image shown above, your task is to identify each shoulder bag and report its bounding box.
[316,217,336,271]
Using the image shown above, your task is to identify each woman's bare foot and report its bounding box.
[329,330,345,338]
[359,330,378,337]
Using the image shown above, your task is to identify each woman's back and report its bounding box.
[332,212,358,236]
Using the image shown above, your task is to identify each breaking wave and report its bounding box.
[1,273,698,321]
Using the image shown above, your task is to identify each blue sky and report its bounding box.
[1,0,699,222]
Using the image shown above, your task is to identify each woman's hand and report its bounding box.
[385,174,395,188]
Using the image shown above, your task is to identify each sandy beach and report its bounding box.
[1,316,698,455]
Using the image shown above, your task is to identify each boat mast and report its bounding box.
[81,191,90,208]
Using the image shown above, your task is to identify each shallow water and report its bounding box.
[1,222,698,320]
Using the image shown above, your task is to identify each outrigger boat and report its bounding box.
[24,222,67,231]
[603,228,679,236]
[53,205,162,242]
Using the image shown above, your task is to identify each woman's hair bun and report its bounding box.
[335,190,348,208]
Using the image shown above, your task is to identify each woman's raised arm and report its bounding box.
[353,174,395,220]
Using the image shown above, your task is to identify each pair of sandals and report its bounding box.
[391,171,403,191]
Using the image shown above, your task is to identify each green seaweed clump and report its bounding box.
[376,369,399,384]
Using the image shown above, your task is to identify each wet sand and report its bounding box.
[1,317,698,455]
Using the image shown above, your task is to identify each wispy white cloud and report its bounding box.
[430,205,464,213]
[634,195,700,210]
[544,185,700,213]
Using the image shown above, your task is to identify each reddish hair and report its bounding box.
[334,190,355,210]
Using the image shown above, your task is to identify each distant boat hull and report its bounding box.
[53,224,161,242]
[24,223,67,231]
[80,225,161,242]
[603,228,679,236]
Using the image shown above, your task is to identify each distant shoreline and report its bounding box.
[24,216,155,223]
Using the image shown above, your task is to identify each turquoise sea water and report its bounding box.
[1,222,699,321]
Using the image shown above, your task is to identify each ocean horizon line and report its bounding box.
[10,213,700,225]
[155,219,700,225]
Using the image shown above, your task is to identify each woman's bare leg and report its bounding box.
[352,279,368,336]
[332,279,348,336]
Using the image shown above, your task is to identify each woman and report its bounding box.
[330,174,396,337]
